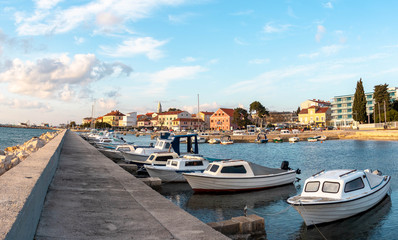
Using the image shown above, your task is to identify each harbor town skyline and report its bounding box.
[1,1,398,125]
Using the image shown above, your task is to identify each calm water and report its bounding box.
[123,134,397,240]
[0,127,55,150]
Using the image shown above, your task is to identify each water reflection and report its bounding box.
[295,196,392,240]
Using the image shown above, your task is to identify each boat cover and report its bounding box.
[364,171,384,189]
[248,162,288,176]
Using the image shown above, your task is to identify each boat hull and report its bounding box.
[98,149,124,160]
[146,168,203,182]
[121,152,149,164]
[183,171,296,192]
[289,177,391,226]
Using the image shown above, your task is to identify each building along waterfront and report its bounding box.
[332,87,398,127]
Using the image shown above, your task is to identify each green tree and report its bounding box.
[232,108,252,129]
[167,108,181,112]
[95,122,112,129]
[392,100,398,111]
[352,78,367,123]
[373,84,390,123]
[296,106,301,116]
[249,101,269,127]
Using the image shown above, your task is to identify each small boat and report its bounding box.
[220,135,234,145]
[307,137,318,142]
[141,152,179,166]
[145,155,209,182]
[208,138,221,144]
[318,135,327,141]
[183,160,299,192]
[98,144,135,161]
[289,137,299,143]
[273,137,283,143]
[287,169,391,226]
[254,133,268,143]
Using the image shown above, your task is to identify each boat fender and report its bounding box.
[296,168,301,174]
[281,161,290,170]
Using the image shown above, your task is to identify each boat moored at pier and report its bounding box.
[287,169,391,226]
[183,160,299,192]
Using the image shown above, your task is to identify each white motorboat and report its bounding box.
[318,135,327,141]
[146,155,209,182]
[208,138,221,144]
[287,169,391,226]
[141,152,179,166]
[220,135,234,145]
[289,137,299,142]
[254,133,268,143]
[98,144,135,160]
[122,133,200,164]
[183,160,298,192]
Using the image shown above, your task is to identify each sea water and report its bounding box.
[122,134,398,239]
[0,127,55,150]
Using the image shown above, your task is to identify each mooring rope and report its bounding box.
[299,201,327,240]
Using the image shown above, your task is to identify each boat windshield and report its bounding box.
[185,161,203,167]
[344,177,365,193]
[322,181,340,193]
[209,165,219,173]
[220,165,247,174]
[148,155,155,160]
[305,181,320,192]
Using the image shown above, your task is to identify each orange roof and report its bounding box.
[96,116,103,120]
[200,111,214,115]
[299,107,329,114]
[104,110,125,117]
[146,112,154,116]
[220,108,234,117]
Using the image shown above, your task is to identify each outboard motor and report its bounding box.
[281,161,290,170]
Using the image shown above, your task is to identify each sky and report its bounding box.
[1,0,398,125]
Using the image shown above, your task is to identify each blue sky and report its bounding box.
[1,0,398,125]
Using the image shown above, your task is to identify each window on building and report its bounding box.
[337,104,342,107]
[347,103,352,107]
[321,117,324,121]
[316,117,319,121]
[346,97,351,101]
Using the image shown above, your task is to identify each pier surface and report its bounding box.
[35,131,228,240]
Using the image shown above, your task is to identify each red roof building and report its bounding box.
[210,108,237,131]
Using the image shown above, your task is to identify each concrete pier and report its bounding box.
[35,130,229,240]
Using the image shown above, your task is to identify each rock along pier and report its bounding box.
[0,130,229,240]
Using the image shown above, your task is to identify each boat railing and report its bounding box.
[312,170,325,177]
[339,169,357,178]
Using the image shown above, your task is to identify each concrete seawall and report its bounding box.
[0,130,66,240]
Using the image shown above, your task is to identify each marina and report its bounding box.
[1,127,398,239]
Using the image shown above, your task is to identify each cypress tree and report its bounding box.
[373,84,390,123]
[352,78,367,123]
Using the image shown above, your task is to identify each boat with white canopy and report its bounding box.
[287,169,391,226]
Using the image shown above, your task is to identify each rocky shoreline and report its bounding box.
[0,131,59,176]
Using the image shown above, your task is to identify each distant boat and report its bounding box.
[220,135,234,145]
[289,137,299,143]
[273,137,283,143]
[208,138,221,144]
[254,133,268,143]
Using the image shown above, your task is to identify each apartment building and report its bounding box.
[331,87,398,127]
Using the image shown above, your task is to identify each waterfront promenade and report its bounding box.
[35,131,229,240]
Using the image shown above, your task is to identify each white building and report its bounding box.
[331,87,398,127]
[119,112,137,127]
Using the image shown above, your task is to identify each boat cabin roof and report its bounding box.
[301,169,386,200]
[206,160,287,176]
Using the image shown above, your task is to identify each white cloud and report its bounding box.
[182,102,219,114]
[287,6,297,18]
[323,2,333,9]
[134,65,207,95]
[299,52,320,59]
[0,97,52,112]
[0,53,132,100]
[321,44,344,56]
[182,56,196,62]
[264,22,291,33]
[207,59,219,65]
[74,36,85,44]
[15,0,185,36]
[97,98,117,110]
[234,37,247,45]
[316,25,326,42]
[248,58,270,64]
[100,37,168,60]
[168,12,196,24]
